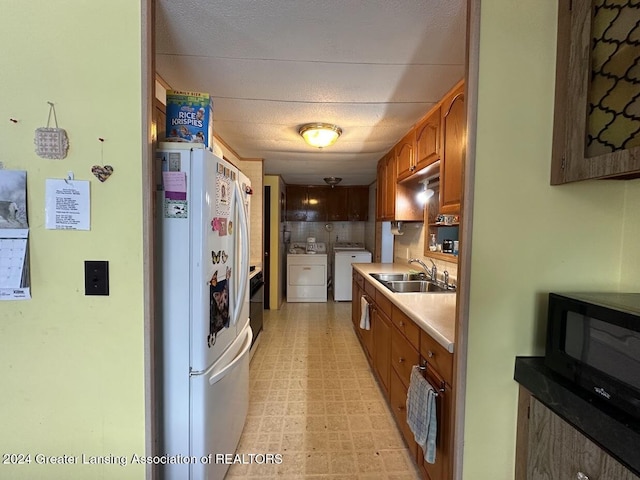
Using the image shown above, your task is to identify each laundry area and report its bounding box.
[284,220,374,305]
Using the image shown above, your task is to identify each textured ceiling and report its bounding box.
[156,0,466,185]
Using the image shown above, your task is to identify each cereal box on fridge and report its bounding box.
[165,90,214,149]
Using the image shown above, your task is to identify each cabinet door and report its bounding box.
[527,397,640,480]
[384,152,397,219]
[376,157,386,221]
[415,106,441,172]
[373,307,391,396]
[286,185,308,221]
[419,364,452,480]
[327,187,348,221]
[396,130,416,181]
[351,274,361,332]
[551,0,640,184]
[306,186,328,222]
[347,186,369,221]
[390,368,419,460]
[440,83,465,215]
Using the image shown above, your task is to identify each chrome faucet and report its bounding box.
[408,258,437,282]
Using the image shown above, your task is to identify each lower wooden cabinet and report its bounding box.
[516,388,640,480]
[372,305,392,396]
[351,270,455,480]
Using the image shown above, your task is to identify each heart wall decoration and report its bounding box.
[91,165,114,182]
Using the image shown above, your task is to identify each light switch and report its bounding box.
[84,260,109,296]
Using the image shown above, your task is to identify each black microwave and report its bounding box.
[545,292,640,420]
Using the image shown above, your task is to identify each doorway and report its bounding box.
[263,185,271,309]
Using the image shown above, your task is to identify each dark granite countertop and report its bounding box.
[514,357,640,476]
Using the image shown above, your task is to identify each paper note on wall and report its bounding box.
[45,179,90,230]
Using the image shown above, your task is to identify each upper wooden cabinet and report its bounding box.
[440,82,465,215]
[286,185,368,222]
[551,0,640,184]
[395,130,417,181]
[376,151,396,221]
[286,185,309,221]
[415,106,441,172]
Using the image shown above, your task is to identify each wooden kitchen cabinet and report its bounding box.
[551,0,640,184]
[286,185,308,221]
[372,293,392,397]
[516,389,640,480]
[286,185,368,222]
[440,81,465,215]
[376,151,396,221]
[396,130,417,181]
[351,275,455,480]
[415,106,441,173]
[346,186,369,221]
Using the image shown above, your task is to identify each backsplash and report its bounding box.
[285,221,367,246]
[393,222,458,286]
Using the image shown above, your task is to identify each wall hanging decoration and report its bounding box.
[91,138,114,182]
[34,102,69,159]
[0,169,31,300]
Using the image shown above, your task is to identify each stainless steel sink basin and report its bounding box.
[369,272,453,293]
[369,272,425,282]
[385,280,449,293]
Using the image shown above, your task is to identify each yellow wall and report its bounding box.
[0,2,146,478]
[463,2,640,478]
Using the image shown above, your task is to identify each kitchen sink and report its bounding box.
[369,272,425,282]
[385,280,449,293]
[369,273,453,293]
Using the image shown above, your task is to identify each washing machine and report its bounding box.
[333,242,372,301]
[287,241,328,302]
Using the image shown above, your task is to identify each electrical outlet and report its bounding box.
[85,260,109,296]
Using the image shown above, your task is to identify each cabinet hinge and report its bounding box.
[568,0,573,11]
[561,156,566,170]
[527,405,530,419]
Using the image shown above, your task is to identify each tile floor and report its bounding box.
[227,301,420,479]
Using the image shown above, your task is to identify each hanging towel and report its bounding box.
[406,365,438,464]
[359,296,370,330]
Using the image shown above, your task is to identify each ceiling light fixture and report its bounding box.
[299,123,342,148]
[324,176,342,188]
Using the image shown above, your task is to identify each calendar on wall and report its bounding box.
[0,170,30,300]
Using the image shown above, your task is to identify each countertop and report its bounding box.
[515,357,640,476]
[352,263,456,353]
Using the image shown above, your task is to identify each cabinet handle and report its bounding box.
[398,357,405,363]
[399,321,405,327]
[427,350,434,358]
[576,473,589,480]
[397,405,405,412]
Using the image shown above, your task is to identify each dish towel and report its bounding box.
[359,296,370,330]
[406,365,438,464]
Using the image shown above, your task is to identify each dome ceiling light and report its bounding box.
[298,123,342,148]
[323,176,342,188]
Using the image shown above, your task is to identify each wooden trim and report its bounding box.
[451,0,479,479]
[142,0,157,478]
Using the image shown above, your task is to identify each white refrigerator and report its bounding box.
[156,143,252,480]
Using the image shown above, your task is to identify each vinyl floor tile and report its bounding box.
[226,302,420,479]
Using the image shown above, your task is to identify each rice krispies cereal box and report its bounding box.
[165,90,214,149]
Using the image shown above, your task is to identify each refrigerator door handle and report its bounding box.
[231,180,250,327]
[208,325,252,385]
